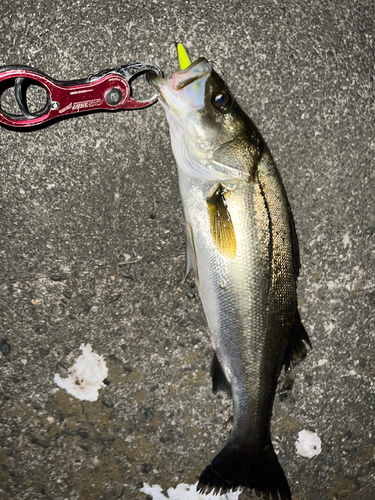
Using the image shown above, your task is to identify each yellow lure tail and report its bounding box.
[177,43,191,69]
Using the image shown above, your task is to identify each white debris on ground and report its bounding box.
[140,483,241,500]
[295,429,322,458]
[54,344,108,402]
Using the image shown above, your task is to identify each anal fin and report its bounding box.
[210,351,232,397]
[283,309,311,371]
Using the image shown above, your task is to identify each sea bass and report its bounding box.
[148,54,310,499]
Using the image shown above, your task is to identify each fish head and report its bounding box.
[148,58,255,181]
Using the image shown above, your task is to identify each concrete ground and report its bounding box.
[0,0,374,499]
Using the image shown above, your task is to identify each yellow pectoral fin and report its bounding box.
[206,184,237,258]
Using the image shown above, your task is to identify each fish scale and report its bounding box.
[180,170,283,451]
[148,52,310,499]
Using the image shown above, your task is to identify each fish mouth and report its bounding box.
[147,57,211,111]
[174,72,207,91]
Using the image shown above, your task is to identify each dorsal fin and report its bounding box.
[286,194,301,279]
[283,309,311,371]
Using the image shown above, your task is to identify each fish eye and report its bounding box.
[212,90,231,111]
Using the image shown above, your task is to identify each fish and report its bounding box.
[148,50,310,499]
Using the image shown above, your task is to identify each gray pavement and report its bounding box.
[0,1,374,499]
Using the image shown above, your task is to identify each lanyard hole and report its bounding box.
[0,78,21,116]
[0,78,50,119]
[23,81,50,115]
[15,78,50,118]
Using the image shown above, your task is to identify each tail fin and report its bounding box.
[197,440,291,499]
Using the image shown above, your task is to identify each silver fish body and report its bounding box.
[148,58,310,499]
